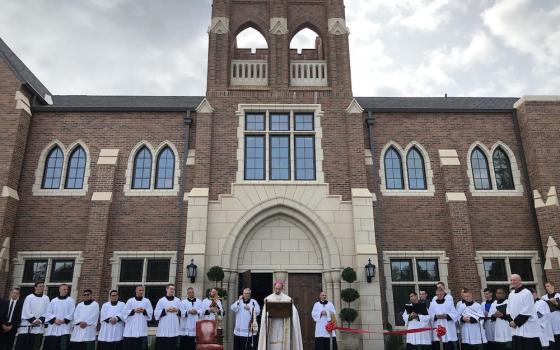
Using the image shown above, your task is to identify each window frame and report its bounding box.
[244,135,266,181]
[294,135,316,181]
[476,251,542,295]
[492,147,515,190]
[110,251,177,291]
[64,146,87,190]
[155,146,175,190]
[406,147,427,190]
[13,252,83,301]
[124,142,180,196]
[467,142,523,197]
[384,147,404,190]
[42,146,64,190]
[471,147,492,190]
[238,105,324,183]
[269,135,291,180]
[383,251,449,329]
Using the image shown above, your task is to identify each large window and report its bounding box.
[116,257,172,314]
[132,147,152,189]
[406,148,426,190]
[42,146,64,189]
[384,147,404,190]
[65,146,86,189]
[493,148,514,190]
[20,258,76,299]
[243,112,317,181]
[390,258,440,326]
[471,147,492,190]
[155,147,175,189]
[482,257,536,292]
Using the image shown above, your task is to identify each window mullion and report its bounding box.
[143,258,148,284]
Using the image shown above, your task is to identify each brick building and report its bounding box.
[1,0,559,349]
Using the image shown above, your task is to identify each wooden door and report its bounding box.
[289,273,322,350]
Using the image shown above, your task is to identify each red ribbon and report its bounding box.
[326,322,447,338]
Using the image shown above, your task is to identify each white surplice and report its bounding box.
[456,301,486,345]
[428,298,459,342]
[122,297,154,338]
[231,298,261,337]
[154,296,182,338]
[18,293,50,335]
[98,301,126,342]
[507,287,540,339]
[489,299,512,343]
[258,292,303,350]
[311,301,336,338]
[179,298,202,337]
[44,296,75,336]
[402,304,432,345]
[541,292,560,336]
[70,301,100,342]
[535,299,555,347]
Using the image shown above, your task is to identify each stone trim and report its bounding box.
[466,142,523,197]
[196,98,214,113]
[365,149,373,166]
[544,236,560,270]
[345,99,364,114]
[445,192,467,202]
[514,95,560,108]
[235,104,325,184]
[328,18,350,35]
[379,141,435,196]
[1,186,19,200]
[438,149,460,166]
[534,187,558,208]
[13,251,84,300]
[110,251,177,290]
[97,149,119,165]
[270,18,288,35]
[91,192,113,201]
[0,238,10,272]
[208,17,229,34]
[382,251,450,328]
[33,140,91,197]
[475,250,543,295]
[124,141,181,197]
[186,149,196,165]
[14,90,32,115]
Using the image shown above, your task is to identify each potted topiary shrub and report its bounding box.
[339,267,361,350]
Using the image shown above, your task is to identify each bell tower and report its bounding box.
[206,0,353,96]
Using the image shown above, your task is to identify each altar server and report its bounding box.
[232,288,261,350]
[402,291,431,350]
[542,282,560,349]
[507,274,541,350]
[122,285,154,350]
[429,287,459,349]
[532,288,555,349]
[456,289,486,349]
[98,290,125,350]
[43,284,75,350]
[14,281,50,350]
[179,287,202,350]
[69,289,99,350]
[154,284,182,350]
[489,287,512,350]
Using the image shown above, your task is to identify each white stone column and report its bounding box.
[182,188,210,297]
[351,189,383,349]
[324,270,333,302]
[330,269,342,316]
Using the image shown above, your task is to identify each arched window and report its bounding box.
[42,146,64,189]
[290,28,322,55]
[65,146,86,189]
[407,147,426,190]
[155,147,175,189]
[471,147,492,190]
[493,147,514,190]
[385,147,404,190]
[132,147,152,189]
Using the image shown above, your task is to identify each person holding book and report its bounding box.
[541,282,560,350]
[402,291,431,350]
[488,287,512,350]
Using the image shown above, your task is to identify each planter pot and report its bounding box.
[338,331,361,350]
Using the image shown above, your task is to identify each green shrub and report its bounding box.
[206,266,225,284]
[341,267,357,283]
[340,288,360,303]
[340,308,358,326]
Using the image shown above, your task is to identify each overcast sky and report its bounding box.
[1,0,559,97]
